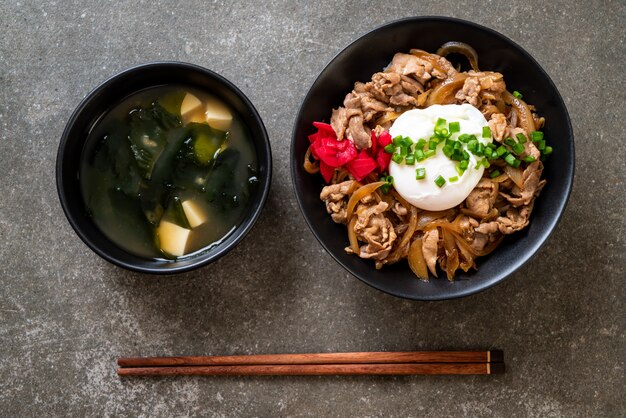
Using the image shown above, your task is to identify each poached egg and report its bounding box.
[389,104,492,211]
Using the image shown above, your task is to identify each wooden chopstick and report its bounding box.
[118,350,503,368]
[117,362,504,376]
[117,351,504,376]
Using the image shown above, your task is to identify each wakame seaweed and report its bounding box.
[80,86,258,259]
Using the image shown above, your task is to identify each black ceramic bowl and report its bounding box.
[57,62,272,274]
[291,17,574,300]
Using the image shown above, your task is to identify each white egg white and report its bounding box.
[389,104,492,211]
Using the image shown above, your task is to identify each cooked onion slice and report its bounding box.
[407,237,429,281]
[303,146,319,174]
[346,181,384,220]
[436,41,480,72]
[347,216,360,254]
[503,90,536,133]
[426,73,469,106]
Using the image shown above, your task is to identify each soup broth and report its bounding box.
[80,86,258,260]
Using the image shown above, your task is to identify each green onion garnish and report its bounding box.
[537,140,546,151]
[456,164,465,176]
[415,149,425,161]
[458,133,472,143]
[399,146,408,156]
[449,176,459,183]
[512,143,525,155]
[434,175,446,188]
[504,137,516,147]
[402,136,413,147]
[482,126,491,138]
[416,139,426,149]
[459,160,469,170]
[424,150,436,159]
[405,154,415,165]
[513,90,523,99]
[490,170,502,178]
[392,153,404,164]
[543,146,553,155]
[415,168,426,180]
[467,139,478,152]
[443,145,454,158]
[393,136,403,146]
[524,156,537,163]
[496,145,508,157]
[504,154,521,168]
[449,121,460,133]
[516,133,527,143]
[428,140,438,150]
[384,144,395,154]
[531,131,544,142]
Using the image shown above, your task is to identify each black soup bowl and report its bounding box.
[57,62,272,274]
[291,17,574,300]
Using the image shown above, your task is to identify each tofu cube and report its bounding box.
[181,200,207,228]
[205,99,233,131]
[157,220,191,257]
[180,93,202,117]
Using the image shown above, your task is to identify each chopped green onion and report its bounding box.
[393,135,403,145]
[496,145,508,157]
[516,133,527,143]
[453,141,462,150]
[443,145,454,158]
[524,156,537,163]
[399,146,408,156]
[384,144,395,154]
[415,149,425,161]
[537,140,546,151]
[424,149,436,159]
[474,143,484,156]
[490,169,502,178]
[462,150,470,160]
[449,121,461,133]
[459,160,469,170]
[513,90,523,99]
[512,143,525,155]
[543,145,553,155]
[405,154,415,165]
[530,131,544,142]
[391,153,404,164]
[415,139,426,149]
[482,126,492,138]
[504,137,516,147]
[481,159,491,168]
[504,154,521,168]
[402,136,413,147]
[415,168,426,180]
[428,140,438,150]
[467,139,478,152]
[449,176,459,183]
[434,175,446,188]
[458,133,472,143]
[450,150,464,161]
[455,164,465,176]
[435,118,447,130]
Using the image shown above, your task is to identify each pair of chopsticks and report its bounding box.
[117,350,504,376]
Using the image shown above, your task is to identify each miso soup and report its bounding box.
[80,86,258,259]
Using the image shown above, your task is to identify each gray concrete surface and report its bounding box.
[1,0,624,416]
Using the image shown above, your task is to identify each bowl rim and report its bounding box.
[290,16,575,300]
[57,61,272,274]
